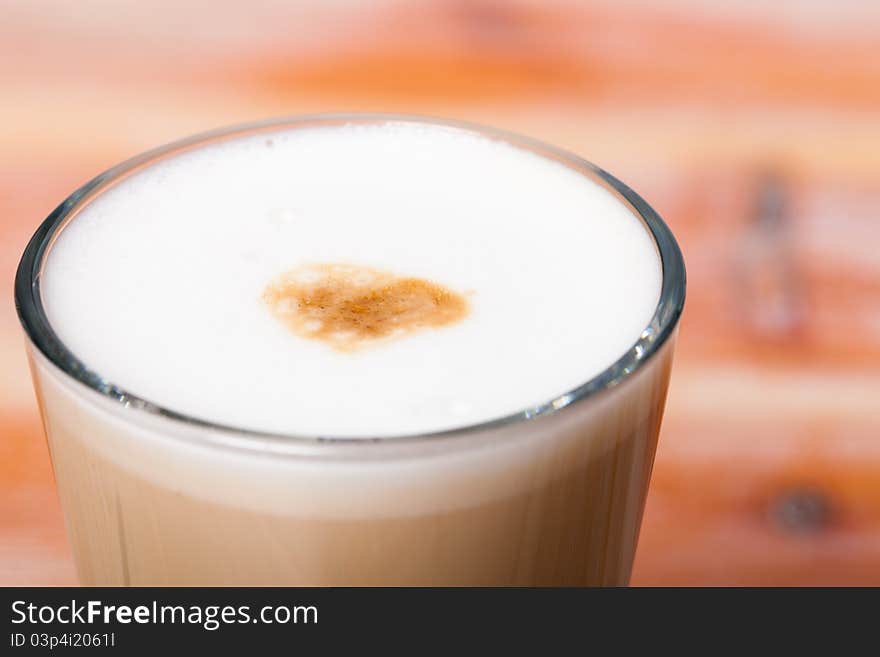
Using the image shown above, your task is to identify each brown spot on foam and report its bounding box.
[263,263,470,351]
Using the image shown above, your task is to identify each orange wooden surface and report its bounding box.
[1,0,878,586]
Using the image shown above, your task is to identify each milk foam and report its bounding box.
[41,121,661,437]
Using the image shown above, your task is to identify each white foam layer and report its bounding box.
[41,121,661,437]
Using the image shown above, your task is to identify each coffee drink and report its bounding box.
[20,117,682,585]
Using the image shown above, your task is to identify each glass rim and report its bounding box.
[15,112,686,455]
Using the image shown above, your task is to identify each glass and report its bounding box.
[16,114,685,585]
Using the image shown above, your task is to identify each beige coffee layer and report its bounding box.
[31,338,673,584]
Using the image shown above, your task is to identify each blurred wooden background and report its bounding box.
[2,0,878,585]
